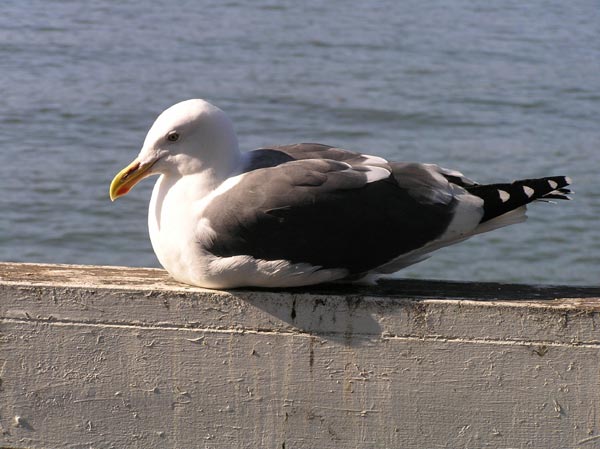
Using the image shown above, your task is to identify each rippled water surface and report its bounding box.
[1,0,598,285]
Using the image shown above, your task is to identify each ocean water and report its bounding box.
[1,0,598,286]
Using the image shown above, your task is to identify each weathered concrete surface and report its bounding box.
[1,262,600,449]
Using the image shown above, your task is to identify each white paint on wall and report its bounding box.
[1,262,600,449]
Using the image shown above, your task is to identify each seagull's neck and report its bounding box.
[164,163,242,206]
[151,144,243,223]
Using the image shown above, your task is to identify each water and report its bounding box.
[1,0,598,286]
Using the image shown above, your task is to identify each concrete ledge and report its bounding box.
[1,262,600,448]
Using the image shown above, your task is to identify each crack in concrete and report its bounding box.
[2,316,599,349]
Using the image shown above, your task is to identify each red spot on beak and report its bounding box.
[117,186,131,196]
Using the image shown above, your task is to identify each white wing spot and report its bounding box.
[499,190,510,203]
[564,176,572,185]
[435,166,466,178]
[548,180,558,189]
[360,154,388,165]
[363,166,391,183]
[523,186,535,198]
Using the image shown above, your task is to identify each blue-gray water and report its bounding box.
[1,0,598,286]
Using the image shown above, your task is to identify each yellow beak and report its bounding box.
[109,159,155,201]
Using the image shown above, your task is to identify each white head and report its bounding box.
[110,99,240,200]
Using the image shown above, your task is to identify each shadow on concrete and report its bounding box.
[235,278,600,346]
[241,278,600,301]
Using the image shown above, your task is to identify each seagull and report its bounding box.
[109,99,572,289]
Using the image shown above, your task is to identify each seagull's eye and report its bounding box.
[167,131,180,142]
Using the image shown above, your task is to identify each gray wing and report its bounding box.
[248,143,478,186]
[272,143,390,168]
[202,157,459,276]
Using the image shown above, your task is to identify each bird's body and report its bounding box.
[110,99,571,289]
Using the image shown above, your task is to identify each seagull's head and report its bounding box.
[110,99,239,201]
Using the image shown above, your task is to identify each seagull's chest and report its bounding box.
[148,176,210,280]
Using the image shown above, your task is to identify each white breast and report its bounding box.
[148,174,210,285]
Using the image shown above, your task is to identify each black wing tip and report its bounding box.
[507,176,572,202]
[468,175,573,223]
[533,176,573,202]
